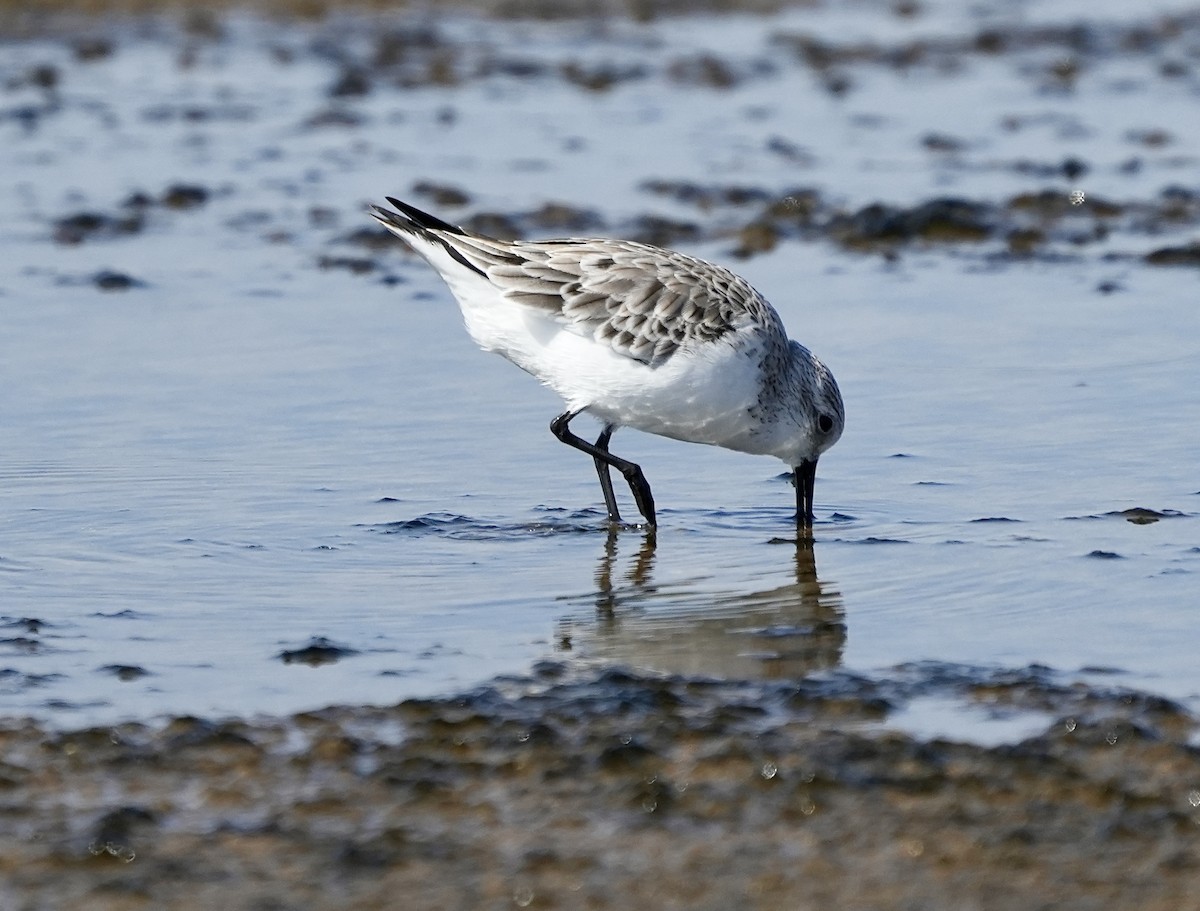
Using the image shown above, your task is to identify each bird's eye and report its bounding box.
[818,414,834,433]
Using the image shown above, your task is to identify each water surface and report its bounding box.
[2,1,1198,732]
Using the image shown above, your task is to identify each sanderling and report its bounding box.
[370,197,844,530]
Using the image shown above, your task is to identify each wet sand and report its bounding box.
[3,663,1200,909]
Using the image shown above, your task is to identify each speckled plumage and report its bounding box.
[441,234,778,367]
[370,196,844,528]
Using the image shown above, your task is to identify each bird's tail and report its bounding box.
[369,196,466,238]
[369,196,489,280]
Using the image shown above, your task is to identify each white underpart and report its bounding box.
[405,231,782,456]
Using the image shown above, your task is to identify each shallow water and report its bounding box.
[2,1,1198,733]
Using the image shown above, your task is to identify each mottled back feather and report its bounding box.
[456,235,786,367]
[370,200,786,368]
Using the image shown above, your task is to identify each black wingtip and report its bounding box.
[372,196,487,279]
[381,196,465,235]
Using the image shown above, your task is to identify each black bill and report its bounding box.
[794,459,818,527]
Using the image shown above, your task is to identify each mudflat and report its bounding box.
[4,664,1199,910]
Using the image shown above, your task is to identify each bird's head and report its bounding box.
[786,342,844,526]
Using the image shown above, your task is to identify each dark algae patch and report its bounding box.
[1145,242,1200,267]
[2,665,1199,910]
[1111,507,1187,525]
[277,636,360,666]
[97,664,152,681]
[91,269,145,290]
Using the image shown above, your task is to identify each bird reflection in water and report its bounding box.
[556,529,845,679]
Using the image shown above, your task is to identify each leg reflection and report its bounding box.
[593,526,657,617]
[559,534,845,679]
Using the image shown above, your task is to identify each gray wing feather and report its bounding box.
[372,198,783,367]
[450,237,780,367]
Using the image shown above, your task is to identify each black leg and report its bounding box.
[794,458,817,529]
[593,424,622,523]
[550,412,657,528]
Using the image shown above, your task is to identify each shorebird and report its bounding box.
[370,197,843,530]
